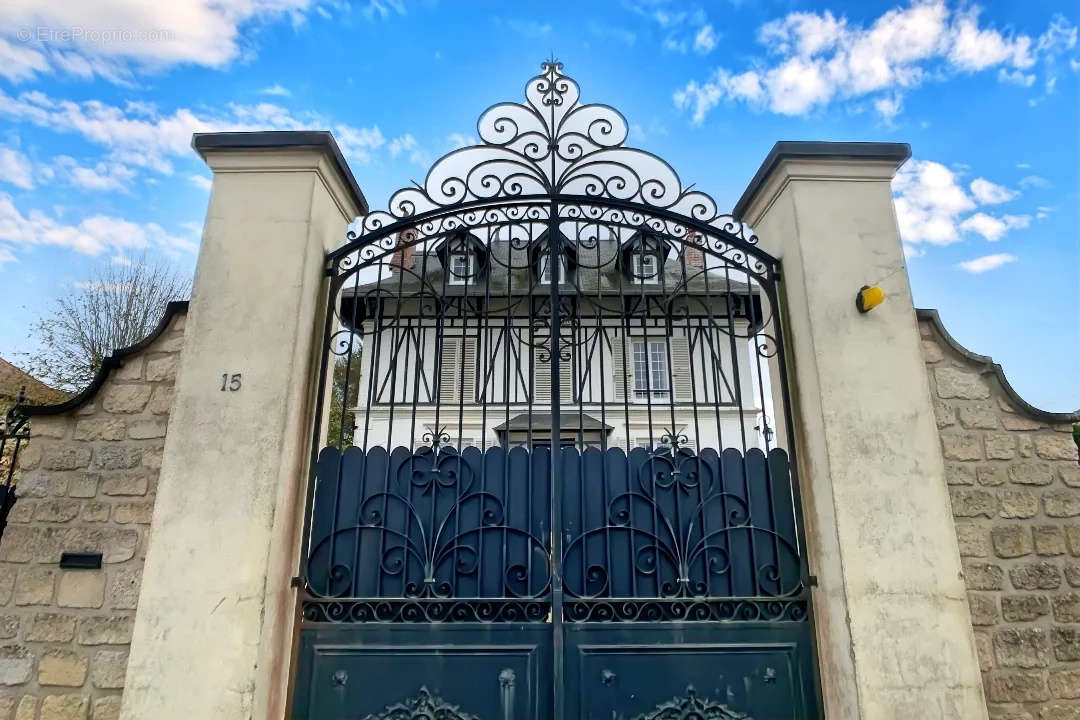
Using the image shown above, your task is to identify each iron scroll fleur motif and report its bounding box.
[360,686,480,720]
[629,685,751,720]
[347,60,758,253]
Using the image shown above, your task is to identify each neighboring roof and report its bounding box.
[733,141,911,220]
[191,131,368,214]
[493,413,614,432]
[917,308,1079,423]
[0,358,68,406]
[20,301,189,417]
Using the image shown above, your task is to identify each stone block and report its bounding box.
[942,434,983,460]
[126,420,166,440]
[67,474,97,498]
[951,488,996,518]
[90,447,142,472]
[146,386,173,416]
[72,419,126,442]
[98,472,146,497]
[1002,595,1051,622]
[1001,489,1039,519]
[17,443,41,470]
[40,446,91,471]
[946,463,976,485]
[33,421,67,439]
[988,671,1050,703]
[993,525,1033,558]
[1002,415,1044,431]
[1053,627,1080,661]
[935,367,991,399]
[979,465,1008,486]
[91,696,121,720]
[100,385,151,414]
[1060,467,1080,488]
[1068,526,1080,556]
[0,566,13,605]
[975,631,994,671]
[922,339,944,362]
[140,446,162,471]
[1050,670,1080,700]
[15,567,55,605]
[62,528,137,564]
[1035,434,1079,461]
[112,502,152,525]
[964,561,1005,590]
[986,434,1017,459]
[33,500,81,523]
[1046,490,1080,518]
[934,399,956,427]
[1053,593,1080,623]
[38,648,88,686]
[1068,564,1080,588]
[996,627,1051,669]
[15,696,35,720]
[959,403,1000,429]
[89,649,126,689]
[39,694,89,720]
[113,357,143,380]
[81,503,110,523]
[968,592,998,625]
[1010,464,1055,486]
[1035,526,1067,556]
[56,572,104,609]
[1019,435,1034,458]
[956,522,990,557]
[144,354,178,381]
[1011,562,1062,590]
[16,470,69,498]
[0,645,33,685]
[1039,704,1080,720]
[0,615,19,639]
[76,616,132,646]
[26,614,76,643]
[108,568,140,611]
[6,499,34,524]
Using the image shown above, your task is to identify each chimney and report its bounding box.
[682,231,705,268]
[390,227,418,274]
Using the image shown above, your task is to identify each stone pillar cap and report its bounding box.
[192,130,368,214]
[733,141,910,221]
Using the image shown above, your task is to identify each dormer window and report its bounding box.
[631,252,660,284]
[447,251,474,286]
[538,253,567,285]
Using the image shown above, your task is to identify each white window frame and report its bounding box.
[447,252,474,286]
[631,251,659,284]
[539,254,567,284]
[632,340,670,402]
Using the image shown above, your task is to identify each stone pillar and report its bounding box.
[734,142,988,719]
[120,132,366,720]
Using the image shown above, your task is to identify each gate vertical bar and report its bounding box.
[548,195,565,720]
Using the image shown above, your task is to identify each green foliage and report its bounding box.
[325,350,363,449]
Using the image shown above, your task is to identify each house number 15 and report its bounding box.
[220,373,242,391]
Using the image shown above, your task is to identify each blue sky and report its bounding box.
[0,0,1076,410]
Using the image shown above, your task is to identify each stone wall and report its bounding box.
[920,309,1080,720]
[0,307,185,720]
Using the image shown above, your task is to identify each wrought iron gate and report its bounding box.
[295,62,821,719]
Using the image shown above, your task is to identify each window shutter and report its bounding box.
[533,346,551,404]
[670,335,692,401]
[462,338,477,403]
[439,338,461,404]
[611,332,632,401]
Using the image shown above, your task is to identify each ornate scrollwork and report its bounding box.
[629,685,751,720]
[361,686,480,720]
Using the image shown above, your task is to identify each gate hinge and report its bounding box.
[290,576,304,588]
[807,574,818,587]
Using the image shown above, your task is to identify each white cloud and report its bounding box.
[0,146,34,189]
[1018,175,1051,189]
[0,87,386,174]
[502,19,552,38]
[959,212,1030,241]
[360,0,405,21]
[969,177,1016,205]
[874,93,904,120]
[0,192,197,257]
[0,246,16,265]
[54,156,136,191]
[446,133,476,150]
[0,0,331,83]
[188,174,212,190]
[675,2,1075,122]
[693,24,717,54]
[998,68,1035,86]
[258,84,291,97]
[892,159,975,245]
[957,252,1017,274]
[388,133,429,168]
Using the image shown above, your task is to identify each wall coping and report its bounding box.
[18,300,190,417]
[917,307,1079,423]
[733,140,911,220]
[191,131,368,215]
